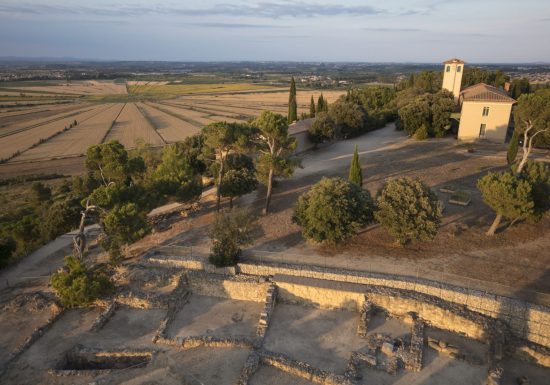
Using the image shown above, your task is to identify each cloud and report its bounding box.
[363,27,423,32]
[0,1,385,19]
[187,22,288,29]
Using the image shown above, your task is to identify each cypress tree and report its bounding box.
[317,93,324,113]
[348,145,363,187]
[507,129,520,167]
[309,95,316,118]
[288,77,297,123]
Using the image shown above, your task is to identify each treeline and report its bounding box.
[308,86,397,143]
[0,111,299,267]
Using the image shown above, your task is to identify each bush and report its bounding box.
[375,177,442,245]
[413,124,429,140]
[209,210,257,267]
[50,256,113,308]
[292,177,374,244]
[309,112,336,144]
[328,99,368,138]
[0,237,16,267]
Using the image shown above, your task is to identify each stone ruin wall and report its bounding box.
[185,271,269,303]
[237,262,550,349]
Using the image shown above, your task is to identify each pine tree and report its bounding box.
[348,145,363,187]
[288,77,297,124]
[309,95,316,118]
[507,129,519,167]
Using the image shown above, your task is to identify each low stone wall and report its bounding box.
[274,274,364,311]
[260,350,353,385]
[186,271,269,302]
[155,335,255,349]
[148,253,236,275]
[91,301,117,332]
[257,284,277,338]
[0,304,64,378]
[238,261,550,348]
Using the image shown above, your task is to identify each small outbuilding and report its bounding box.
[289,118,315,154]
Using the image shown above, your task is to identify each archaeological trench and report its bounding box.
[1,247,549,385]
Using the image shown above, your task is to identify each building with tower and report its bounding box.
[443,58,516,143]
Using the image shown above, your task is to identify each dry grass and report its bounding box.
[128,82,276,96]
[136,102,200,143]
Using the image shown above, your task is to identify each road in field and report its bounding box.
[105,103,165,148]
[13,104,124,161]
[136,102,199,143]
[0,104,109,160]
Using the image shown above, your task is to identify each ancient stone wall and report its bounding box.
[186,271,269,302]
[237,261,550,348]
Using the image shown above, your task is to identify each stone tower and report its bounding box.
[442,58,465,100]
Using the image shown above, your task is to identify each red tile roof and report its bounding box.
[460,83,516,103]
[443,58,465,64]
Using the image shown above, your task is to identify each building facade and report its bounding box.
[442,58,516,143]
[457,84,516,142]
[442,58,465,100]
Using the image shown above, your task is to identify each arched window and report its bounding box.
[457,66,462,72]
[446,66,450,72]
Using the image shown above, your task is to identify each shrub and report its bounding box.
[413,124,429,140]
[209,210,257,267]
[0,237,16,267]
[375,177,442,245]
[50,256,113,308]
[292,177,374,244]
[309,112,336,144]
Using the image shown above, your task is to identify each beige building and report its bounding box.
[442,58,465,100]
[442,58,516,143]
[457,83,516,142]
[289,118,315,154]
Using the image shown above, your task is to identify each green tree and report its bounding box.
[514,89,550,150]
[50,256,113,308]
[308,112,336,144]
[252,111,297,215]
[317,93,328,113]
[209,209,257,267]
[430,91,456,137]
[42,198,82,240]
[0,237,16,267]
[519,160,550,219]
[85,141,137,185]
[288,77,297,123]
[202,122,252,210]
[397,96,431,136]
[309,95,316,118]
[348,145,363,186]
[347,86,397,125]
[292,177,374,244]
[101,203,150,262]
[478,171,534,235]
[509,78,531,99]
[507,129,520,166]
[375,177,442,245]
[217,154,258,209]
[328,98,368,138]
[153,142,203,203]
[30,182,52,204]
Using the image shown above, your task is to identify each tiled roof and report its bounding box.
[443,58,465,64]
[460,83,516,103]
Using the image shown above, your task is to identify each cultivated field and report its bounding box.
[104,102,165,148]
[13,104,122,161]
[0,82,345,176]
[0,105,99,160]
[7,80,127,95]
[136,102,200,143]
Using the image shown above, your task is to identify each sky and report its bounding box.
[0,0,549,62]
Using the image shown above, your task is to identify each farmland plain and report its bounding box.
[0,80,345,177]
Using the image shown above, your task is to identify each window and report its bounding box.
[446,66,450,72]
[482,106,490,116]
[479,124,487,138]
[457,66,462,72]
